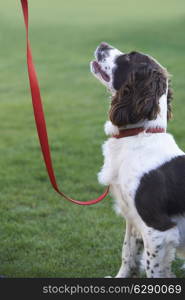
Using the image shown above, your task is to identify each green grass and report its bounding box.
[0,0,185,277]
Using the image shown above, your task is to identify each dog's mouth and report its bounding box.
[92,61,110,82]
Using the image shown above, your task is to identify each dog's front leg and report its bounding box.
[116,221,143,278]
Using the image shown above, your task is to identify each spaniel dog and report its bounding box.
[90,42,185,278]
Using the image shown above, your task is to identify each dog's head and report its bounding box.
[90,42,172,127]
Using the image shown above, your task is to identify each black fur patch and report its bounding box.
[135,155,185,231]
[110,51,172,127]
[113,51,163,91]
[113,54,131,90]
[110,51,173,126]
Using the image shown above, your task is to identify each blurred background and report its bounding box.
[0,0,185,277]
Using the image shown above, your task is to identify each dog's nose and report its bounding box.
[95,42,113,61]
[96,42,112,61]
[99,42,109,50]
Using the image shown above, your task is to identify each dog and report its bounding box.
[90,42,185,278]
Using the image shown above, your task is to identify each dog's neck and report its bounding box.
[105,93,168,137]
[121,93,168,131]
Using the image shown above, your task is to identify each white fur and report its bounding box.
[172,215,185,258]
[104,120,119,136]
[90,45,123,93]
[91,43,185,277]
[99,100,185,277]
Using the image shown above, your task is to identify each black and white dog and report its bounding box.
[90,42,185,278]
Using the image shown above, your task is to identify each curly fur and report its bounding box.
[109,65,172,126]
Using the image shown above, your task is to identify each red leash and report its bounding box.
[20,0,109,205]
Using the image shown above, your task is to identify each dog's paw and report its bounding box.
[104,276,112,278]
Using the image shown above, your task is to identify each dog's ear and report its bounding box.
[109,64,168,126]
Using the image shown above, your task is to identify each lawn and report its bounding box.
[0,0,185,277]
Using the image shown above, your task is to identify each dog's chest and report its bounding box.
[100,133,184,202]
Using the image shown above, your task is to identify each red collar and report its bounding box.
[113,127,165,139]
